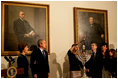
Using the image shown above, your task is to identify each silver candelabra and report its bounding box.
[77,45,91,78]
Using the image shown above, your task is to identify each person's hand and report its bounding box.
[86,69,89,72]
[34,60,36,64]
[31,32,36,37]
[48,73,50,77]
[34,74,37,78]
[70,46,75,52]
[24,34,30,37]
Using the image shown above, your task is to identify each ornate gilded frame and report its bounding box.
[1,1,50,55]
[74,7,108,49]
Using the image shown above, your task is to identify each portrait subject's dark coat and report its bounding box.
[85,23,104,50]
[13,18,38,46]
[87,23,104,43]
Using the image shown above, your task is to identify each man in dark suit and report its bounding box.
[85,42,103,78]
[30,39,50,78]
[14,10,38,46]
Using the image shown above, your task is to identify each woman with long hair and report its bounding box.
[108,49,117,78]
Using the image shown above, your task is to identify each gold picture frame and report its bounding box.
[74,7,108,50]
[1,1,50,55]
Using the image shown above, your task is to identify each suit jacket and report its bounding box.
[67,50,83,71]
[85,49,103,78]
[14,18,34,43]
[30,48,49,75]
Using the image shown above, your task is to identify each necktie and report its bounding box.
[93,52,96,59]
[42,51,46,59]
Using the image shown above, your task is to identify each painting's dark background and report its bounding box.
[4,5,46,51]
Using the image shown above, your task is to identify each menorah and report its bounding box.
[77,45,91,78]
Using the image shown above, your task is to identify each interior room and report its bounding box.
[1,1,117,78]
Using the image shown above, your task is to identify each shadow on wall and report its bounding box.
[63,54,70,78]
[109,44,115,49]
[49,53,62,78]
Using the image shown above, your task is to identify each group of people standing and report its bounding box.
[14,10,117,78]
[68,42,117,78]
[16,40,117,78]
[17,39,49,78]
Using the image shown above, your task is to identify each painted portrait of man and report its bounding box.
[74,8,108,51]
[4,4,47,51]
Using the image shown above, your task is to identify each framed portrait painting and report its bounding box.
[74,7,108,50]
[1,1,50,55]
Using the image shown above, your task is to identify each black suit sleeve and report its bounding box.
[46,51,50,73]
[30,50,38,75]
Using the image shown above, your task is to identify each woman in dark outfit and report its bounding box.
[67,44,83,78]
[17,43,29,78]
[108,49,117,78]
[101,43,110,77]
